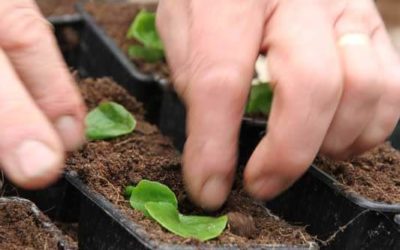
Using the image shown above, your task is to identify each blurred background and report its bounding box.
[377,0,400,53]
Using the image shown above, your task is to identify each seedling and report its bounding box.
[85,101,136,140]
[245,82,273,116]
[124,180,177,217]
[126,10,164,63]
[125,180,228,241]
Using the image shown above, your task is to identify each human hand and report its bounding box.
[0,1,85,188]
[157,0,400,210]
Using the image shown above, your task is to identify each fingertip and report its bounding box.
[182,137,236,211]
[198,175,233,211]
[244,174,291,201]
[244,136,313,200]
[2,139,64,190]
[38,73,87,151]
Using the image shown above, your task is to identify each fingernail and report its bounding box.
[247,177,267,198]
[200,176,228,211]
[55,116,84,150]
[15,140,60,179]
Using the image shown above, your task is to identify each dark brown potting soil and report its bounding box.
[66,77,314,247]
[316,143,400,204]
[85,2,170,79]
[36,0,77,17]
[0,200,67,250]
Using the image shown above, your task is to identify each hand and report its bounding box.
[157,0,400,210]
[0,1,85,188]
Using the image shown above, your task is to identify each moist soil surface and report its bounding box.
[0,199,75,250]
[316,143,400,204]
[66,77,314,247]
[85,2,170,79]
[36,0,78,17]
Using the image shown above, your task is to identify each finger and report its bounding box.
[161,0,270,210]
[0,49,64,189]
[0,0,85,151]
[321,0,383,159]
[351,22,400,153]
[156,0,189,78]
[245,1,343,200]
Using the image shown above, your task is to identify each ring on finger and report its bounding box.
[338,32,371,47]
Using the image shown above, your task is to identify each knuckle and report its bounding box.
[186,60,249,104]
[288,59,343,107]
[0,2,51,50]
[337,1,380,34]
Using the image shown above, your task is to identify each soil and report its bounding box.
[0,198,75,250]
[66,76,314,247]
[36,0,78,17]
[316,142,400,204]
[85,2,170,79]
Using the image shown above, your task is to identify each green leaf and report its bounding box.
[124,185,135,198]
[128,180,177,216]
[145,202,228,242]
[127,10,163,50]
[85,102,136,140]
[245,82,273,116]
[128,45,164,63]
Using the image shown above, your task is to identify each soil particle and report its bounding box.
[85,2,170,79]
[0,199,73,250]
[316,142,400,204]
[66,77,314,247]
[36,0,77,17]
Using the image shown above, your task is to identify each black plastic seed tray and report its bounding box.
[74,3,162,124]
[0,197,74,249]
[260,122,400,250]
[66,171,318,250]
[234,117,400,250]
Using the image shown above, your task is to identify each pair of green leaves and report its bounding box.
[85,102,136,140]
[245,82,273,116]
[125,180,228,241]
[127,10,164,63]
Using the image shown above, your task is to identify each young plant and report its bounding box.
[85,101,136,140]
[126,10,164,63]
[125,180,228,241]
[245,82,273,116]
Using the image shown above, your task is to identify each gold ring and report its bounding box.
[338,33,370,46]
